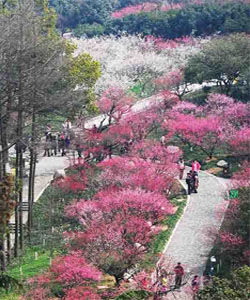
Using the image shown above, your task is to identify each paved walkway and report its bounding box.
[7,85,229,298]
[163,169,229,299]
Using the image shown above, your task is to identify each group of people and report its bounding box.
[154,262,204,299]
[156,262,212,299]
[178,159,201,195]
[43,121,72,157]
[174,262,203,295]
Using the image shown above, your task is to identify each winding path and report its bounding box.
[163,169,229,299]
[8,84,229,298]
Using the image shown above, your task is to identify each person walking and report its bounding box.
[174,262,184,290]
[50,135,58,156]
[192,160,201,173]
[65,136,70,152]
[178,158,185,179]
[192,171,199,193]
[186,171,193,195]
[58,134,66,156]
[43,139,50,157]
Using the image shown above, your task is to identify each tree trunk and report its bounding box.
[0,105,6,271]
[28,111,36,241]
[32,153,37,204]
[17,2,24,252]
[0,235,6,272]
[14,148,19,258]
[28,148,34,242]
[18,149,23,251]
[6,227,11,264]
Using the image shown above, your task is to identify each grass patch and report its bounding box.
[115,290,152,299]
[130,81,155,98]
[6,247,51,281]
[142,185,188,270]
[151,195,187,255]
[0,247,51,299]
[0,291,21,299]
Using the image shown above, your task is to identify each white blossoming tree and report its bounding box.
[73,35,206,97]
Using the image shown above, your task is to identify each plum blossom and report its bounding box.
[73,35,204,94]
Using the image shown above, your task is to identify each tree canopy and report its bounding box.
[184,33,250,98]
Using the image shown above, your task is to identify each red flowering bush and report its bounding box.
[213,171,250,269]
[231,162,250,188]
[112,2,183,19]
[24,287,50,300]
[25,252,101,300]
[66,187,173,225]
[165,112,223,158]
[98,156,178,194]
[219,232,245,249]
[64,286,101,300]
[51,252,101,285]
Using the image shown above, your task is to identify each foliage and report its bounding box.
[68,52,101,111]
[25,251,101,299]
[29,185,72,249]
[64,186,174,283]
[0,175,15,236]
[185,33,250,100]
[107,1,250,38]
[49,0,250,39]
[0,274,22,292]
[166,112,223,158]
[197,266,250,300]
[66,187,174,224]
[155,68,188,98]
[112,2,182,19]
[151,196,187,254]
[64,286,101,300]
[0,292,20,300]
[97,87,134,124]
[200,163,249,296]
[50,0,116,31]
[115,289,151,299]
[98,156,179,194]
[216,185,250,269]
[73,23,105,38]
[6,248,51,281]
[164,93,250,159]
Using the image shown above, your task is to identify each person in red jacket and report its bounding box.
[174,262,185,289]
[192,160,201,173]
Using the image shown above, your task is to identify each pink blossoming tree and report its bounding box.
[165,112,223,158]
[25,251,102,300]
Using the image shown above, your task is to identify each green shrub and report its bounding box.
[74,23,105,38]
[115,289,151,299]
